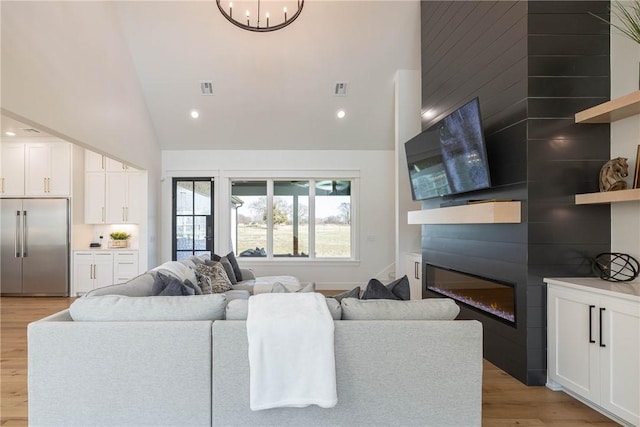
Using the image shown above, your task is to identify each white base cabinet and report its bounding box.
[405,253,422,300]
[73,250,139,293]
[546,278,640,427]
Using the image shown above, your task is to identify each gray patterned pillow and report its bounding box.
[196,262,232,293]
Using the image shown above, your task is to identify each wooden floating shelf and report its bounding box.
[408,201,521,225]
[575,188,640,205]
[575,90,640,123]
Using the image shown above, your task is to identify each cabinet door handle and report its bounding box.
[1,177,4,193]
[599,307,606,347]
[102,155,105,170]
[101,207,105,223]
[588,305,596,343]
[414,261,419,279]
[15,211,21,257]
[122,207,125,222]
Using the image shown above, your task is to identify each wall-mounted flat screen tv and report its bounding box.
[405,97,491,201]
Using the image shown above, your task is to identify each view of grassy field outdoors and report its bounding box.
[237,223,350,258]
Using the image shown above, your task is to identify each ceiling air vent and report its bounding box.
[200,80,214,96]
[20,128,41,134]
[334,82,348,96]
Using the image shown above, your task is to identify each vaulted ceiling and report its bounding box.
[2,1,420,151]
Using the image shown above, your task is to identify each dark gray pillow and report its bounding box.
[152,272,195,296]
[385,275,410,300]
[330,286,361,303]
[225,252,243,282]
[362,279,400,300]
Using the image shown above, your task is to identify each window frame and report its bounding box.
[171,177,215,261]
[227,172,359,262]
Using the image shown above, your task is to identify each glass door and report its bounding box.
[172,178,214,260]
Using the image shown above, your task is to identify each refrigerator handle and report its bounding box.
[15,210,21,258]
[22,210,27,257]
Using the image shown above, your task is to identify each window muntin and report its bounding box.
[231,179,352,259]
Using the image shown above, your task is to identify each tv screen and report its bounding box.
[405,97,491,201]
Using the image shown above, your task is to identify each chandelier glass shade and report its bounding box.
[216,0,304,32]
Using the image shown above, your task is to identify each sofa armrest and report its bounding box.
[240,268,256,280]
[28,315,213,426]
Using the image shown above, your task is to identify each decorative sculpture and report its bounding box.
[599,157,629,192]
[591,252,640,282]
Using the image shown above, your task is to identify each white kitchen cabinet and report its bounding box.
[73,251,114,294]
[0,142,25,196]
[113,251,139,284]
[25,142,71,196]
[547,278,640,426]
[85,150,106,172]
[85,149,144,224]
[84,172,106,224]
[105,171,143,224]
[406,252,422,300]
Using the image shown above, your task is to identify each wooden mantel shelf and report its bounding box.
[575,90,640,123]
[575,188,640,205]
[408,201,521,225]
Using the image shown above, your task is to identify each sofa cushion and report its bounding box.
[340,298,460,320]
[217,257,237,284]
[225,297,342,320]
[84,273,155,297]
[69,294,227,321]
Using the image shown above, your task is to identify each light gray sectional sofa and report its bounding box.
[28,255,484,427]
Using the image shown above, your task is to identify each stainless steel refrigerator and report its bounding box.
[1,198,69,296]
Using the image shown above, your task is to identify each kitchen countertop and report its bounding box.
[545,277,640,302]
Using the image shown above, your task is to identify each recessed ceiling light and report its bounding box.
[4,131,16,136]
[190,110,200,119]
[337,110,346,119]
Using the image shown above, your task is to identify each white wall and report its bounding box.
[394,70,422,282]
[162,150,395,289]
[1,1,161,267]
[610,5,640,262]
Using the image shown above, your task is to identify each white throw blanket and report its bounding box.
[246,293,337,411]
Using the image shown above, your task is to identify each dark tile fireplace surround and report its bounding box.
[419,1,612,385]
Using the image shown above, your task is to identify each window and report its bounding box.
[231,179,352,259]
[172,178,214,260]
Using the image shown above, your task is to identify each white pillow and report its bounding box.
[151,261,198,287]
[70,294,227,321]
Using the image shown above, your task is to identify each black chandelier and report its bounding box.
[216,0,304,32]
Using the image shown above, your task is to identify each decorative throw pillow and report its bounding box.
[196,262,233,293]
[385,275,410,300]
[361,279,400,300]
[330,286,361,303]
[151,272,196,296]
[225,252,243,282]
[271,282,316,293]
[208,257,237,284]
[361,276,410,300]
[194,269,213,294]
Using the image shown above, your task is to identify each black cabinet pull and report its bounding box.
[599,307,606,348]
[589,305,596,343]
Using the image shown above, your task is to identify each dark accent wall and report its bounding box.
[419,1,610,385]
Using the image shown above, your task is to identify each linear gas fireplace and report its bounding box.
[426,264,516,325]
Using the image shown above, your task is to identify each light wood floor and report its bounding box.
[0,297,620,426]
